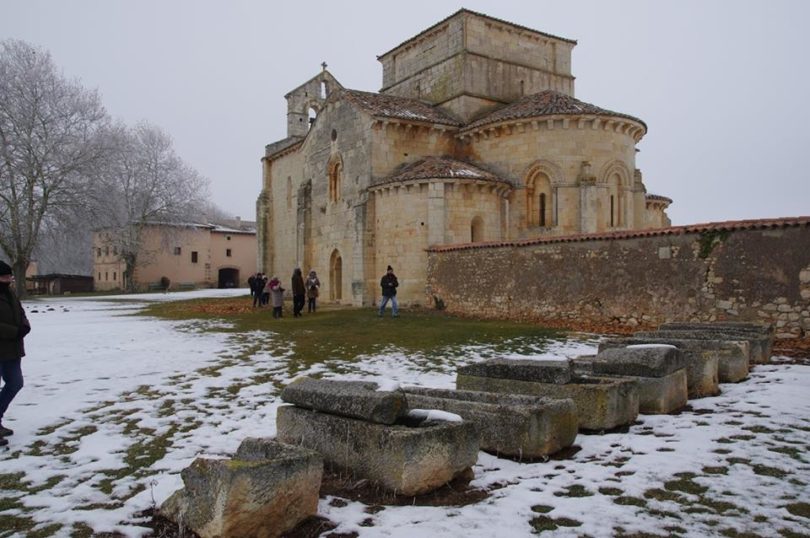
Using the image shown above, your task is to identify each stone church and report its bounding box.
[257,9,672,306]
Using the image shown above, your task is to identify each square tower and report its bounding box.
[377,9,576,123]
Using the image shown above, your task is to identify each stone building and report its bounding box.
[257,9,671,306]
[93,219,257,291]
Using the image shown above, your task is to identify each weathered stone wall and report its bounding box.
[464,117,644,237]
[427,219,810,339]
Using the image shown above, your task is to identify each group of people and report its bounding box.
[248,265,401,318]
[248,270,321,318]
[0,261,30,447]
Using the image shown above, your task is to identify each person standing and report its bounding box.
[291,268,306,317]
[0,261,30,447]
[260,273,270,307]
[378,265,399,318]
[248,273,257,301]
[269,276,285,319]
[306,270,320,313]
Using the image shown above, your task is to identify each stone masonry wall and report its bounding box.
[426,219,810,339]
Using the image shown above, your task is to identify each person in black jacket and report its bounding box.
[0,261,30,446]
[378,265,399,318]
[291,268,306,317]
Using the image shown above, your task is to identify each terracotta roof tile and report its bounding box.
[343,90,462,127]
[464,90,646,132]
[373,156,510,187]
[428,217,810,252]
[645,193,673,204]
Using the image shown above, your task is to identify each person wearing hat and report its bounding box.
[378,265,399,318]
[0,260,30,446]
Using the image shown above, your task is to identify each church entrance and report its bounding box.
[330,249,342,301]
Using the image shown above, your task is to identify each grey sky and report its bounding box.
[2,0,808,225]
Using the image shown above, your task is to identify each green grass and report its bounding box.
[141,298,565,365]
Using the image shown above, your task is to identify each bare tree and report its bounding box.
[0,39,110,296]
[93,122,209,291]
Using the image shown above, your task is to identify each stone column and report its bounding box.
[427,181,447,246]
[351,198,368,307]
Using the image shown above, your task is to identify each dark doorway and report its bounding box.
[218,268,239,288]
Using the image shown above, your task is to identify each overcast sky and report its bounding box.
[2,0,808,225]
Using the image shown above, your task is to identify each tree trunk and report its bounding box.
[12,259,27,298]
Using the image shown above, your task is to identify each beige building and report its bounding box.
[257,9,671,307]
[94,220,257,292]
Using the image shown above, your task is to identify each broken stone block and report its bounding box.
[599,338,720,398]
[160,438,322,538]
[276,405,478,496]
[572,346,688,414]
[634,332,749,383]
[658,322,774,362]
[402,386,578,459]
[456,360,638,431]
[281,376,407,424]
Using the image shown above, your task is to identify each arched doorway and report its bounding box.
[329,249,342,301]
[218,268,239,288]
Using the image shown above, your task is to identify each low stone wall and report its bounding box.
[427,217,810,338]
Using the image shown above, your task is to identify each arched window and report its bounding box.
[471,216,484,243]
[320,81,327,99]
[308,107,317,128]
[329,160,342,202]
[526,171,552,227]
[608,173,623,227]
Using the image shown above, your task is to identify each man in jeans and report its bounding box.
[378,265,399,318]
[0,261,30,447]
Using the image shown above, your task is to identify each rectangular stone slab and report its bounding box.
[280,376,407,424]
[574,357,688,415]
[633,332,750,382]
[456,358,573,385]
[652,327,771,364]
[593,346,687,377]
[161,439,322,538]
[402,387,578,459]
[659,322,774,362]
[276,405,479,496]
[456,373,639,432]
[599,338,720,398]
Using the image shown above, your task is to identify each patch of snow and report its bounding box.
[407,409,463,423]
[374,379,401,392]
[626,344,678,349]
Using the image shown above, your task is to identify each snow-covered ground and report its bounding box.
[0,290,808,537]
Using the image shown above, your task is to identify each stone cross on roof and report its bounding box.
[321,61,327,71]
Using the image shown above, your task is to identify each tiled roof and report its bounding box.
[373,156,510,187]
[428,217,810,252]
[646,194,673,204]
[464,90,646,132]
[343,90,462,127]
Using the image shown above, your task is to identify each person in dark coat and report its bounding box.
[260,273,270,307]
[248,274,256,300]
[291,268,306,317]
[306,270,320,313]
[378,265,399,318]
[0,261,30,446]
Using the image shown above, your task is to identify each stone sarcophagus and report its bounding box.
[598,338,721,399]
[572,345,688,414]
[402,386,578,459]
[276,377,479,496]
[455,359,639,432]
[160,438,322,538]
